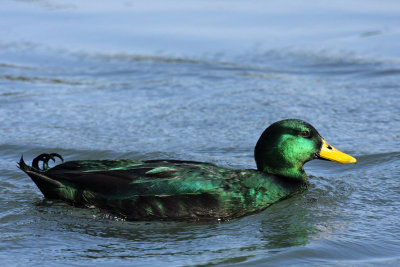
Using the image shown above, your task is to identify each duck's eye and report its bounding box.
[299,131,310,138]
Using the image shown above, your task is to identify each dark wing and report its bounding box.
[44,159,223,197]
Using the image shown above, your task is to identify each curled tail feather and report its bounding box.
[18,154,65,199]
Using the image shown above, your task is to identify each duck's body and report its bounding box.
[19,119,356,221]
[19,158,303,220]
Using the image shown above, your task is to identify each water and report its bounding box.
[1,0,400,265]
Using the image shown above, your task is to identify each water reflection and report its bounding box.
[259,198,314,249]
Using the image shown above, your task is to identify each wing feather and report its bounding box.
[44,159,225,197]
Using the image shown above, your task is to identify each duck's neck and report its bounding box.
[255,149,308,182]
[260,164,307,182]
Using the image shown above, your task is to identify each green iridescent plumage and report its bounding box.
[19,119,356,221]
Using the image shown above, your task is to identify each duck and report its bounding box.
[18,119,356,221]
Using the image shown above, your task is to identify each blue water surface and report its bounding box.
[0,0,400,266]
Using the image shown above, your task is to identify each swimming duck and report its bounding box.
[19,119,356,221]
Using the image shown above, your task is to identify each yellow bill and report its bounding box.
[319,139,357,164]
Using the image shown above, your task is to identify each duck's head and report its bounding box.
[254,119,356,182]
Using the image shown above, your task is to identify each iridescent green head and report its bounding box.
[254,119,356,181]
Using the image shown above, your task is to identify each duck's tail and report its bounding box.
[18,154,65,199]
